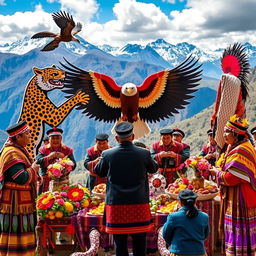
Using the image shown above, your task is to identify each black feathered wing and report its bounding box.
[60,59,121,123]
[138,56,202,123]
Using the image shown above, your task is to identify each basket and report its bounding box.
[165,189,219,201]
[196,191,219,201]
[165,189,178,200]
[92,191,105,199]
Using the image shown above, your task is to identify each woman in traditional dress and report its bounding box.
[0,121,39,256]
[211,114,256,256]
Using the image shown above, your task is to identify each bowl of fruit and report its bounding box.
[92,183,106,199]
[166,178,219,200]
[193,180,219,200]
[165,177,192,199]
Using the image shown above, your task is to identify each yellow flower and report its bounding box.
[64,202,74,213]
[191,160,197,166]
[42,199,49,204]
[72,191,79,197]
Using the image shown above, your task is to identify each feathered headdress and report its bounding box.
[225,114,249,135]
[221,43,250,100]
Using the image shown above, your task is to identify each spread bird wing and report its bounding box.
[138,55,202,123]
[41,39,60,51]
[52,11,75,36]
[60,58,121,122]
[31,31,57,39]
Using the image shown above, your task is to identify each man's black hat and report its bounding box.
[43,135,49,141]
[160,128,173,135]
[251,126,256,135]
[133,140,147,148]
[178,189,198,200]
[46,127,63,136]
[6,120,29,137]
[115,122,133,138]
[96,133,109,141]
[207,129,213,135]
[172,128,185,138]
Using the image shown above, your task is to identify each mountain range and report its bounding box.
[0,36,255,160]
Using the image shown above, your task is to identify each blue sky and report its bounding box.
[0,0,255,49]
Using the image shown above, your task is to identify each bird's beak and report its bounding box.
[127,88,133,94]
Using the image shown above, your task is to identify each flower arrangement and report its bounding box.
[47,157,74,180]
[185,156,212,179]
[36,184,91,219]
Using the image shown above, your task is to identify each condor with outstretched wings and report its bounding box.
[31,11,82,51]
[61,56,202,138]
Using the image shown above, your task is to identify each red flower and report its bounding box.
[67,187,84,201]
[37,194,55,210]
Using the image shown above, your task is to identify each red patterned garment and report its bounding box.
[151,140,189,184]
[104,203,153,234]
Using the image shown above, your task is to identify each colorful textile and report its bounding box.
[105,203,153,234]
[151,140,189,184]
[217,140,256,256]
[36,143,76,193]
[0,145,37,256]
[84,145,108,191]
[71,200,218,255]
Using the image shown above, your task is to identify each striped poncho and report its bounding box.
[217,140,256,256]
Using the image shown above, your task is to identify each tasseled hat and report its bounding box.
[225,114,249,135]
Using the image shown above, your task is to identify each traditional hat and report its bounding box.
[160,128,173,135]
[225,114,249,135]
[251,126,256,135]
[207,129,213,135]
[178,189,197,200]
[46,127,63,136]
[115,122,133,138]
[6,120,29,137]
[172,128,185,138]
[133,140,147,148]
[95,133,109,141]
[43,135,49,141]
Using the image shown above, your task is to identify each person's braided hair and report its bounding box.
[180,198,198,219]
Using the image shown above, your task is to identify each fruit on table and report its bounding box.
[92,183,106,194]
[88,202,105,215]
[156,194,170,205]
[166,183,188,194]
[157,201,178,214]
[150,198,160,212]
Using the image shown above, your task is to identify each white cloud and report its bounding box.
[0,0,256,50]
[0,0,6,5]
[47,0,99,23]
[83,0,171,46]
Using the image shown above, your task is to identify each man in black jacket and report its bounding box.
[94,122,157,256]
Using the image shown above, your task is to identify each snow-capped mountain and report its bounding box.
[0,36,255,160]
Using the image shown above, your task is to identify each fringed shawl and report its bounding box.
[0,144,33,189]
[224,140,256,191]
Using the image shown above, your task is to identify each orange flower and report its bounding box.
[67,187,84,201]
